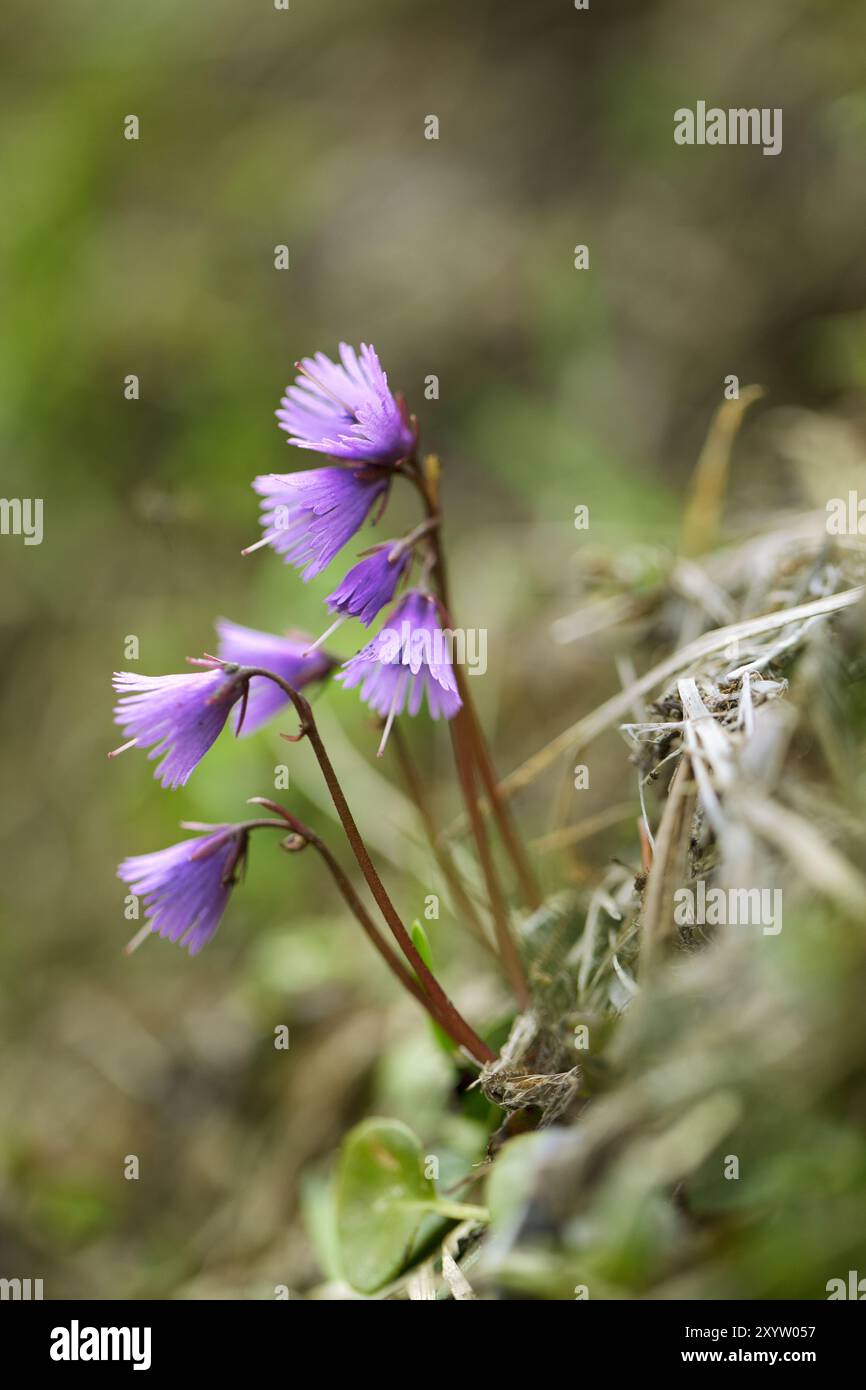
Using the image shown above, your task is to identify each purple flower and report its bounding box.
[326,546,411,627]
[215,618,335,734]
[111,668,244,788]
[337,590,462,753]
[249,466,389,579]
[276,343,415,465]
[118,827,246,955]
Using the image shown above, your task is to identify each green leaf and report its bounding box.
[410,920,454,1057]
[335,1118,436,1294]
[410,918,434,969]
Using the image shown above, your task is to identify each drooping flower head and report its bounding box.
[118,826,246,955]
[111,668,245,788]
[337,589,462,754]
[326,545,412,627]
[276,343,415,465]
[248,466,389,579]
[215,618,336,734]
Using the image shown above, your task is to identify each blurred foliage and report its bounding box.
[1,0,866,1299]
[476,901,866,1301]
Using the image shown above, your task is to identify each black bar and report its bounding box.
[1,1298,860,1373]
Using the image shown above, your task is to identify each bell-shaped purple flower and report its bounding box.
[118,826,246,955]
[276,343,415,465]
[249,466,389,579]
[111,668,244,788]
[215,618,336,734]
[326,546,411,628]
[337,590,462,754]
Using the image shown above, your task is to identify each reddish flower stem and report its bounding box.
[245,803,436,1016]
[455,666,543,913]
[388,720,497,959]
[404,461,536,1009]
[448,717,530,1009]
[409,461,541,912]
[239,671,494,1064]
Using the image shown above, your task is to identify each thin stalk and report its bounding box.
[237,670,494,1065]
[449,717,529,1009]
[409,460,542,911]
[247,800,437,1018]
[455,669,543,911]
[402,473,516,947]
[389,721,496,957]
[410,1199,490,1223]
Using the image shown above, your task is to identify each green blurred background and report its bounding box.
[2,0,866,1297]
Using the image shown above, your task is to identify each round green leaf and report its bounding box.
[335,1117,435,1294]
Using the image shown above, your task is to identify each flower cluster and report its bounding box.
[247,343,462,730]
[112,344,463,955]
[248,343,414,579]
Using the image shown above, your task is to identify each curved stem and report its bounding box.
[238,676,494,1065]
[247,800,437,1016]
